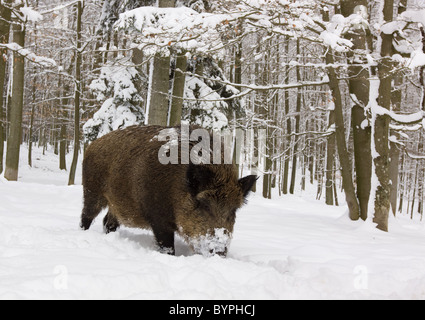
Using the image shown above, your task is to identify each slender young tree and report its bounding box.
[289,39,302,195]
[68,0,83,185]
[325,100,336,206]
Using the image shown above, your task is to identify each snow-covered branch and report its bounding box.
[0,43,56,67]
[116,6,252,56]
[371,103,425,125]
[39,0,81,15]
[184,71,329,93]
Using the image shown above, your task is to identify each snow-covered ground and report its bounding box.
[1,146,425,299]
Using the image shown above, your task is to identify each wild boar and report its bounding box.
[80,125,257,257]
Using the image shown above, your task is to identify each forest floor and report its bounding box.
[1,146,425,299]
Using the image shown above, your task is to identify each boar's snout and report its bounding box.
[190,227,232,257]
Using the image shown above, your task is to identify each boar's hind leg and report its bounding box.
[103,211,120,234]
[80,192,107,230]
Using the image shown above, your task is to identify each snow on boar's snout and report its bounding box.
[80,125,257,257]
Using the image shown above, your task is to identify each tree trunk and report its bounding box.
[28,98,35,167]
[147,0,175,126]
[289,39,301,194]
[322,9,335,205]
[148,54,171,126]
[371,0,395,232]
[59,120,67,171]
[339,0,372,220]
[4,21,25,181]
[261,42,272,198]
[389,81,401,216]
[387,0,408,217]
[262,129,272,199]
[325,106,336,205]
[282,40,290,194]
[326,51,360,220]
[233,39,243,177]
[0,0,12,175]
[58,57,68,171]
[169,52,186,126]
[68,0,83,185]
[352,105,371,220]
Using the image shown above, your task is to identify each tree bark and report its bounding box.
[68,0,83,185]
[389,76,401,216]
[282,40,290,195]
[147,0,175,126]
[371,0,394,231]
[339,0,372,220]
[372,0,395,232]
[4,21,25,181]
[352,105,371,220]
[325,106,336,205]
[169,52,186,126]
[323,6,334,205]
[59,63,69,171]
[261,42,271,198]
[289,39,301,194]
[28,85,36,167]
[0,0,12,175]
[388,0,408,217]
[326,51,360,220]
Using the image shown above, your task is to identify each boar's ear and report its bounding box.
[239,175,258,198]
[187,164,215,197]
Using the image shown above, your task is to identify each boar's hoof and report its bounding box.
[103,212,120,234]
[80,216,93,231]
[158,246,175,255]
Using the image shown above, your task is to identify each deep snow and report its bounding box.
[1,146,425,299]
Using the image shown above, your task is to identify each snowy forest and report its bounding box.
[1,0,425,300]
[1,0,425,230]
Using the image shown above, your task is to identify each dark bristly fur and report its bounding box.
[80,125,256,256]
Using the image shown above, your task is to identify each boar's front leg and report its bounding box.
[103,211,120,234]
[151,225,175,255]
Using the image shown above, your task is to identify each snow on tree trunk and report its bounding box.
[368,0,395,232]
[368,78,391,232]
